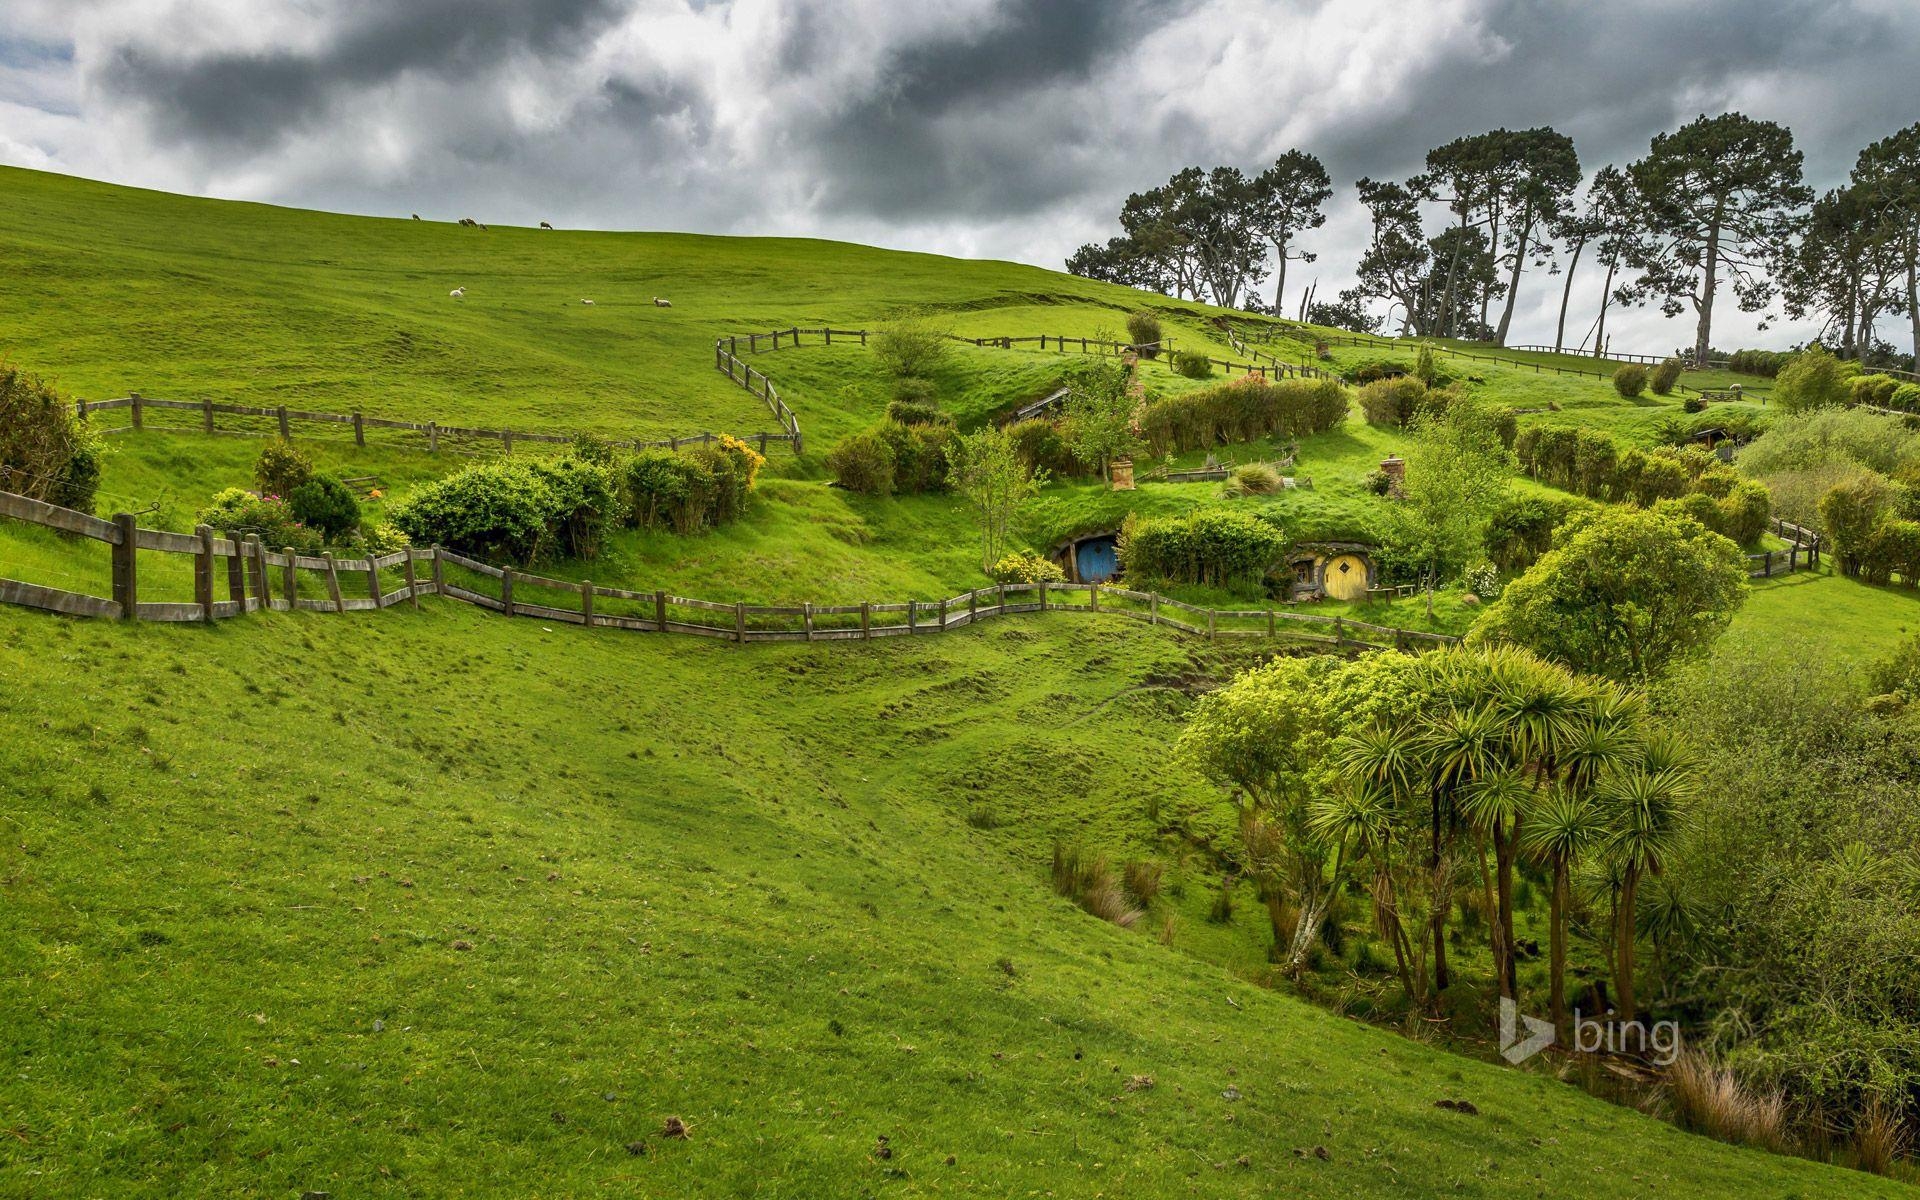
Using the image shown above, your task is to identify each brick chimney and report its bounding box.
[1379,455,1405,497]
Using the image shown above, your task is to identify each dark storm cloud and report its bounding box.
[101,0,624,150]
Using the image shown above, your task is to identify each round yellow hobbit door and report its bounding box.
[1323,553,1370,601]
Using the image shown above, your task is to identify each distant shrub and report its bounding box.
[287,473,361,541]
[1348,358,1412,385]
[254,439,314,498]
[989,551,1065,585]
[1221,462,1282,497]
[1859,518,1920,587]
[1126,311,1163,358]
[1682,395,1706,413]
[624,449,710,533]
[1849,373,1902,408]
[1118,509,1285,588]
[1650,357,1685,396]
[1006,418,1084,477]
[871,311,951,381]
[1357,376,1430,427]
[1725,348,1789,378]
[1413,344,1440,387]
[1361,468,1394,496]
[825,430,897,496]
[1171,349,1213,379]
[1122,860,1163,906]
[1612,363,1649,398]
[1134,376,1345,455]
[0,365,103,513]
[362,522,411,555]
[197,488,323,553]
[884,398,950,427]
[889,375,939,409]
[1484,494,1582,572]
[878,419,960,494]
[390,455,621,563]
[1820,472,1902,577]
[1774,345,1857,412]
[683,436,763,528]
[1051,843,1142,929]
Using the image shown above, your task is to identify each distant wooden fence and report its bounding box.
[1748,517,1822,579]
[74,392,797,458]
[0,489,1458,650]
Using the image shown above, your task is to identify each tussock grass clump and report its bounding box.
[1122,860,1163,906]
[1222,462,1282,497]
[1051,842,1143,928]
[1665,1052,1790,1154]
[1855,1101,1910,1177]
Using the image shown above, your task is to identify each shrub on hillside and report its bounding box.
[989,551,1065,585]
[624,449,712,533]
[684,435,764,528]
[287,473,361,540]
[196,488,323,553]
[1221,462,1282,497]
[390,455,621,563]
[1848,373,1901,408]
[1171,349,1213,379]
[1005,418,1083,477]
[1774,345,1856,412]
[1357,376,1431,427]
[1135,377,1345,455]
[889,375,939,409]
[878,419,960,494]
[1819,472,1903,577]
[871,311,951,381]
[1484,494,1584,572]
[1126,310,1163,358]
[1725,348,1789,378]
[1348,358,1412,384]
[362,522,411,556]
[825,430,897,496]
[1613,363,1649,398]
[1859,519,1920,587]
[254,440,314,498]
[885,398,950,427]
[0,365,103,513]
[1650,357,1685,396]
[1118,509,1285,588]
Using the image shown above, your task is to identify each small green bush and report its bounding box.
[1682,395,1706,414]
[879,420,960,494]
[624,449,712,533]
[871,312,951,381]
[287,473,361,540]
[1726,348,1790,378]
[1859,518,1920,587]
[362,523,411,555]
[1650,357,1685,396]
[1774,345,1857,412]
[884,398,950,427]
[989,551,1065,585]
[1849,374,1901,408]
[1867,633,1920,698]
[890,375,939,409]
[1118,509,1285,588]
[1134,377,1346,455]
[1613,363,1649,398]
[196,488,323,553]
[1891,382,1920,413]
[254,440,314,498]
[1005,418,1083,477]
[1126,311,1163,358]
[825,430,896,496]
[390,455,622,563]
[0,365,102,513]
[1171,350,1213,379]
[1222,462,1282,497]
[1357,376,1429,427]
[1348,358,1411,385]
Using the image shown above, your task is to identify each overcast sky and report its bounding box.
[5,0,1919,353]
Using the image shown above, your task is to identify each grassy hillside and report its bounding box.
[2,602,1900,1199]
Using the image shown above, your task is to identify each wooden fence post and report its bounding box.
[1037,580,1047,610]
[968,590,977,624]
[654,589,668,632]
[224,531,245,604]
[353,412,365,446]
[283,546,297,605]
[366,553,381,606]
[195,524,216,621]
[501,568,515,617]
[1090,583,1099,612]
[1207,609,1217,639]
[277,405,290,439]
[938,597,948,628]
[322,552,345,613]
[907,600,918,634]
[202,396,214,434]
[735,601,747,644]
[502,430,514,455]
[804,601,815,642]
[112,513,138,618]
[996,583,1005,613]
[860,601,870,639]
[432,547,446,595]
[1149,593,1158,626]
[427,421,439,452]
[401,552,420,610]
[130,393,144,431]
[581,580,594,627]
[251,537,271,610]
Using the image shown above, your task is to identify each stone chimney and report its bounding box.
[1379,455,1405,497]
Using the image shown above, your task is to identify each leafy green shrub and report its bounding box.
[1171,349,1213,379]
[287,473,361,540]
[1118,509,1285,588]
[624,449,711,533]
[1005,418,1083,477]
[196,488,323,553]
[1819,472,1903,577]
[1682,395,1706,413]
[1867,633,1920,698]
[1357,376,1430,427]
[1725,348,1789,377]
[1859,519,1920,587]
[683,436,763,528]
[1361,468,1394,496]
[1134,377,1345,455]
[1413,344,1442,387]
[1650,357,1685,396]
[1348,358,1411,384]
[879,419,960,494]
[254,440,314,498]
[390,455,621,563]
[1484,494,1582,572]
[362,523,411,555]
[889,375,939,409]
[885,398,950,427]
[1774,345,1857,412]
[1890,382,1920,413]
[871,311,951,380]
[1848,373,1901,408]
[1126,311,1162,358]
[825,430,896,496]
[0,365,103,513]
[1632,454,1691,506]
[1612,363,1649,398]
[989,551,1065,584]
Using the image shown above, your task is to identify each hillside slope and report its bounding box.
[0,602,1896,1198]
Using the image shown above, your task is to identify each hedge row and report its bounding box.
[825,419,961,496]
[1135,376,1347,457]
[1514,426,1771,545]
[1117,509,1285,589]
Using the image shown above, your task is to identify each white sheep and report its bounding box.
[449,287,466,298]
[652,296,672,308]
[581,298,595,306]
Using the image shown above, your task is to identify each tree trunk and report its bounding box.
[1693,221,1721,369]
[1427,800,1451,1003]
[1615,865,1641,1025]
[1495,820,1519,999]
[1906,237,1918,368]
[1372,865,1418,1005]
[1593,254,1618,358]
[1272,238,1289,315]
[1476,840,1507,999]
[1441,213,1468,338]
[1549,860,1570,1039]
[1284,893,1329,976]
[1554,237,1586,354]
[1494,203,1534,346]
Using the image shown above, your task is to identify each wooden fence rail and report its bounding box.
[1747,516,1823,579]
[0,490,1458,650]
[75,393,798,458]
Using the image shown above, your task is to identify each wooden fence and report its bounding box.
[0,489,1458,651]
[74,393,797,458]
[1747,516,1822,579]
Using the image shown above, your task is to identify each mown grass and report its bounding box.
[0,601,1901,1199]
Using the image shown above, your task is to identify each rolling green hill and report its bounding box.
[2,167,1915,1197]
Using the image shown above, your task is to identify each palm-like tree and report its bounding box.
[1522,785,1611,1037]
[1412,702,1506,998]
[1310,773,1419,1002]
[1601,734,1695,1026]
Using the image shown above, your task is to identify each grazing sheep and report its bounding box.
[449,287,466,298]
[411,213,422,221]
[652,296,672,308]
[581,298,595,306]
[540,221,554,230]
